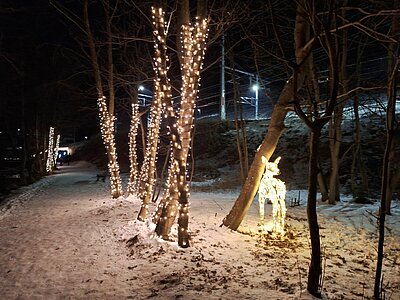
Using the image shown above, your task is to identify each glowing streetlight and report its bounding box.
[138,85,145,91]
[253,76,259,120]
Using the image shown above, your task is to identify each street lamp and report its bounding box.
[252,77,259,120]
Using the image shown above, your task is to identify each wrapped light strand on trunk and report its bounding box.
[46,127,55,173]
[97,95,122,198]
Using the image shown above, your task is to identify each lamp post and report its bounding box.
[252,75,259,120]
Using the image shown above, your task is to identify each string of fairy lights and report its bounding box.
[150,7,175,226]
[128,103,140,195]
[174,18,209,247]
[46,127,55,173]
[145,7,209,247]
[97,95,122,198]
[137,70,164,219]
[53,134,60,167]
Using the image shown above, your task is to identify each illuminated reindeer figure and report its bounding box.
[258,156,287,234]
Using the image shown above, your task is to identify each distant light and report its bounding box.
[138,85,145,91]
[85,136,88,140]
[17,128,21,132]
[252,84,259,91]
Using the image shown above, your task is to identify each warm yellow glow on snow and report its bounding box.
[258,156,287,235]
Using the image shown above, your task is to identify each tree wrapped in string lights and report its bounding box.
[83,0,122,199]
[149,6,209,248]
[46,127,55,173]
[136,46,164,219]
[53,134,60,166]
[97,96,123,198]
[127,101,140,195]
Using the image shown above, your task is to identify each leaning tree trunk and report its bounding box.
[222,1,312,230]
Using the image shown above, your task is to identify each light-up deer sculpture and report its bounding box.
[258,156,287,235]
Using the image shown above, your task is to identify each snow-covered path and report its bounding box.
[0,162,399,299]
[0,162,136,298]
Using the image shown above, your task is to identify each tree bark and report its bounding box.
[384,3,399,215]
[328,7,348,204]
[307,128,322,297]
[375,8,399,294]
[374,69,397,300]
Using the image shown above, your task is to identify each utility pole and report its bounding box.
[220,35,226,120]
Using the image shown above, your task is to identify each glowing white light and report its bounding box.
[53,134,60,165]
[138,85,144,91]
[258,156,287,235]
[46,127,55,173]
[252,84,259,91]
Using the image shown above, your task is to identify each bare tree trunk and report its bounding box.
[83,0,122,198]
[328,105,344,204]
[328,6,348,205]
[105,0,115,116]
[292,2,339,296]
[307,127,322,298]
[317,159,329,201]
[384,3,399,215]
[351,41,369,200]
[386,128,400,214]
[374,56,398,300]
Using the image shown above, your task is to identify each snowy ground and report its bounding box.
[0,162,399,299]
